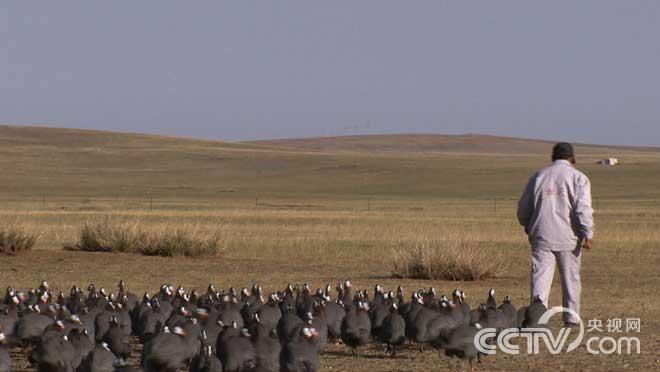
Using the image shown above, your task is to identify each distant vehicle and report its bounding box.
[597,158,619,166]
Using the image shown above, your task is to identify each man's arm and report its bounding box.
[574,174,595,245]
[517,177,535,231]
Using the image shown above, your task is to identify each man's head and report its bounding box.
[552,142,575,164]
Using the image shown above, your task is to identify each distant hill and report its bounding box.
[2,125,659,203]
[248,133,659,155]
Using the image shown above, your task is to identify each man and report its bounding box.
[517,142,594,326]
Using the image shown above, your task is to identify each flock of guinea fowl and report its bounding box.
[0,280,549,371]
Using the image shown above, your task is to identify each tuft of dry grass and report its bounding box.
[391,238,509,281]
[64,220,223,257]
[0,224,39,255]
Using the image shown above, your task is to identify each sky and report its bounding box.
[1,1,659,145]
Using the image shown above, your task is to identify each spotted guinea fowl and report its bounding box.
[0,327,10,372]
[280,326,320,372]
[437,323,486,371]
[252,316,281,372]
[369,286,391,339]
[410,303,440,349]
[341,301,371,356]
[68,328,94,369]
[102,316,131,362]
[0,293,20,342]
[498,296,518,329]
[190,344,223,372]
[79,342,116,372]
[15,305,55,345]
[308,301,328,351]
[378,303,406,357]
[277,305,305,344]
[322,298,344,342]
[403,292,425,342]
[486,288,497,309]
[522,295,547,329]
[255,293,282,331]
[142,322,202,372]
[29,331,78,372]
[216,323,257,372]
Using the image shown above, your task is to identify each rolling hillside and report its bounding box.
[1,125,659,204]
[248,133,660,155]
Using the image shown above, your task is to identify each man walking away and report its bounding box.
[517,142,594,326]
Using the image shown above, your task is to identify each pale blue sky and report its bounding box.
[1,1,659,145]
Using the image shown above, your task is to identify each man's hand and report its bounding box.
[583,238,594,250]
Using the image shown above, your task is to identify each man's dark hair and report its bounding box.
[552,142,575,161]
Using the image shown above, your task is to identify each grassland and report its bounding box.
[1,124,659,371]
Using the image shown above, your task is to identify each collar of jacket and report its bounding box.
[553,159,572,166]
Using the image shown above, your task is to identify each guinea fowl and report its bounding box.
[15,305,55,344]
[369,295,390,339]
[117,280,139,315]
[142,322,202,372]
[498,296,518,329]
[341,301,371,356]
[281,327,320,372]
[190,344,223,372]
[403,292,424,342]
[437,323,485,371]
[216,324,257,372]
[102,316,131,362]
[95,302,118,342]
[277,305,305,344]
[68,328,94,369]
[29,332,77,372]
[475,304,509,334]
[322,300,344,342]
[136,303,164,342]
[309,301,329,351]
[253,317,281,372]
[522,295,548,329]
[255,293,282,330]
[486,288,497,309]
[378,303,406,357]
[80,342,116,372]
[410,303,439,348]
[454,290,471,323]
[217,296,244,330]
[0,294,19,341]
[165,306,190,329]
[428,303,465,352]
[0,327,10,372]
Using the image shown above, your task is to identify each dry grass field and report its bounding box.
[1,125,659,371]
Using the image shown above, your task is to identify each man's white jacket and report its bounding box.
[517,159,594,251]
